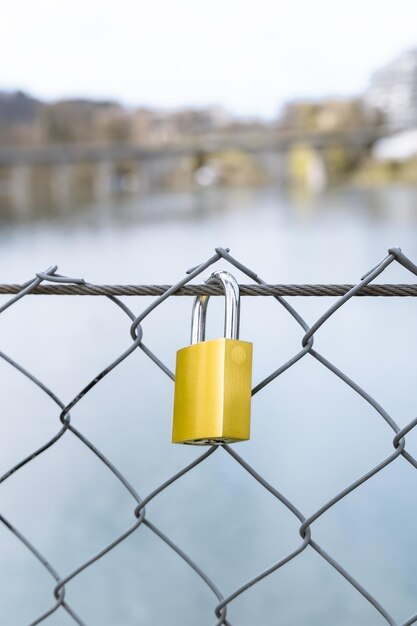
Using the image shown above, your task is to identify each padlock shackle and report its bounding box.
[191,270,240,344]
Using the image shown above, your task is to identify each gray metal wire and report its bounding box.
[2,283,417,297]
[1,244,417,625]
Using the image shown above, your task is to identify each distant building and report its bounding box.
[132,106,233,146]
[365,49,417,130]
[132,109,182,146]
[278,98,380,133]
[175,106,232,135]
[39,99,130,143]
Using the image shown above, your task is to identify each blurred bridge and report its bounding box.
[0,127,388,213]
[0,127,385,166]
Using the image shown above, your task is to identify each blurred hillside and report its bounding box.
[0,90,385,148]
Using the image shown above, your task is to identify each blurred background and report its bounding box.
[1,1,417,625]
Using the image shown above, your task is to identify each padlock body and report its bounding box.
[172,338,252,444]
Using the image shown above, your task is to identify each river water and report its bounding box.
[1,184,417,626]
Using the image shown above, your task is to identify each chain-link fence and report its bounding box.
[1,245,417,626]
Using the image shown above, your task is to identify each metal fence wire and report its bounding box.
[2,245,417,626]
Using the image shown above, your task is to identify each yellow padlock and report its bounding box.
[172,270,252,445]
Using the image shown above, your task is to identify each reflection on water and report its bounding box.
[2,173,417,230]
[1,184,417,626]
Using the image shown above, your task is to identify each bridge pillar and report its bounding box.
[94,161,113,201]
[50,164,72,210]
[136,160,152,193]
[137,159,169,193]
[288,145,327,191]
[254,151,287,185]
[8,165,31,215]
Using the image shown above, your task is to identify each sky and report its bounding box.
[0,0,416,118]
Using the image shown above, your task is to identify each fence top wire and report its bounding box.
[3,244,417,626]
[1,247,417,297]
[1,283,417,296]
